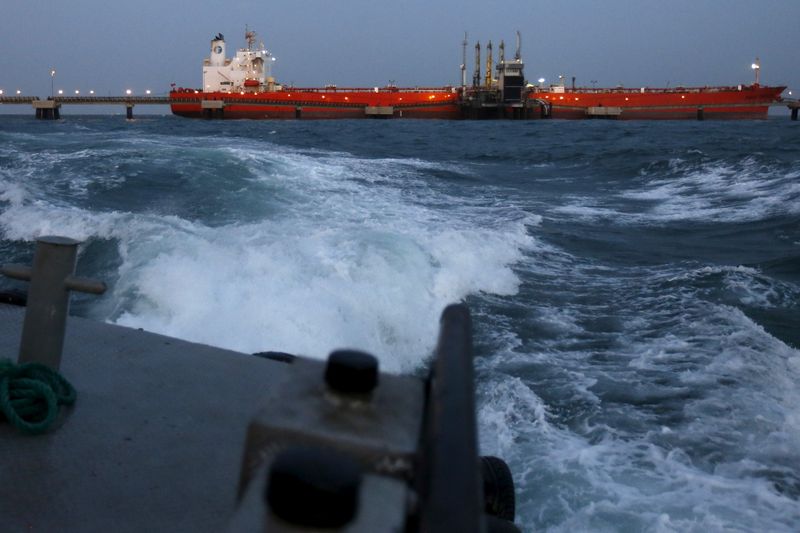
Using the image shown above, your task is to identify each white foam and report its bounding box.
[1,142,537,374]
[558,157,800,225]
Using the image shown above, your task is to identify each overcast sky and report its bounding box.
[1,0,798,98]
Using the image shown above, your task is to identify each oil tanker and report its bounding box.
[169,29,786,120]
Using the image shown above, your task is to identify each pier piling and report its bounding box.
[32,100,60,120]
[126,104,134,119]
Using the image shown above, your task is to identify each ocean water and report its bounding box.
[1,115,798,532]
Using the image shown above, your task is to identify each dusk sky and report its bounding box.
[1,0,798,99]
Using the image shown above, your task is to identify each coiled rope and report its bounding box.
[0,359,75,434]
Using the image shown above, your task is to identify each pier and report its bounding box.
[0,95,170,119]
[787,98,799,120]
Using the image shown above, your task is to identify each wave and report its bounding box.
[0,139,538,373]
[552,156,800,225]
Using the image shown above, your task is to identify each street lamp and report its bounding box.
[126,89,132,95]
[751,58,760,86]
[50,68,56,98]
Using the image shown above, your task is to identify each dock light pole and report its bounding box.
[751,58,760,86]
[50,68,56,98]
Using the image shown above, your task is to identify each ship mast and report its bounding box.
[245,26,256,51]
[514,31,521,62]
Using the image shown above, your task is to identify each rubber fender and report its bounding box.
[0,290,27,307]
[481,455,516,522]
[486,514,522,533]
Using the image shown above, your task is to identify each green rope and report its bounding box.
[0,359,76,435]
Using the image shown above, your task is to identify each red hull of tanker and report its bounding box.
[532,84,785,119]
[170,88,462,119]
[170,85,785,120]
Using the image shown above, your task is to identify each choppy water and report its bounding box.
[1,115,798,532]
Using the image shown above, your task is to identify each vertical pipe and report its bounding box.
[473,42,481,88]
[485,41,493,87]
[126,104,134,119]
[461,32,468,92]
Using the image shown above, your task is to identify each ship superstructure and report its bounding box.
[202,30,279,93]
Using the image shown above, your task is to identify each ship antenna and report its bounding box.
[515,31,521,62]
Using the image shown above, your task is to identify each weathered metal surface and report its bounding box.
[0,303,290,533]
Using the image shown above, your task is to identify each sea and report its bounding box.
[1,114,798,532]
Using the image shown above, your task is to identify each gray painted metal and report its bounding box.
[0,302,291,533]
[1,236,106,369]
[238,355,423,496]
[418,304,485,533]
[229,465,407,532]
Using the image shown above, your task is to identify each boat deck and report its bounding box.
[0,303,290,533]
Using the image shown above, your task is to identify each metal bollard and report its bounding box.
[1,236,106,369]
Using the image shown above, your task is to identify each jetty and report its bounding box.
[0,95,170,119]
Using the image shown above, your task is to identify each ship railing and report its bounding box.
[278,86,456,94]
[529,84,761,95]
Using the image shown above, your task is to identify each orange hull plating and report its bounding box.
[532,84,785,119]
[170,87,462,119]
